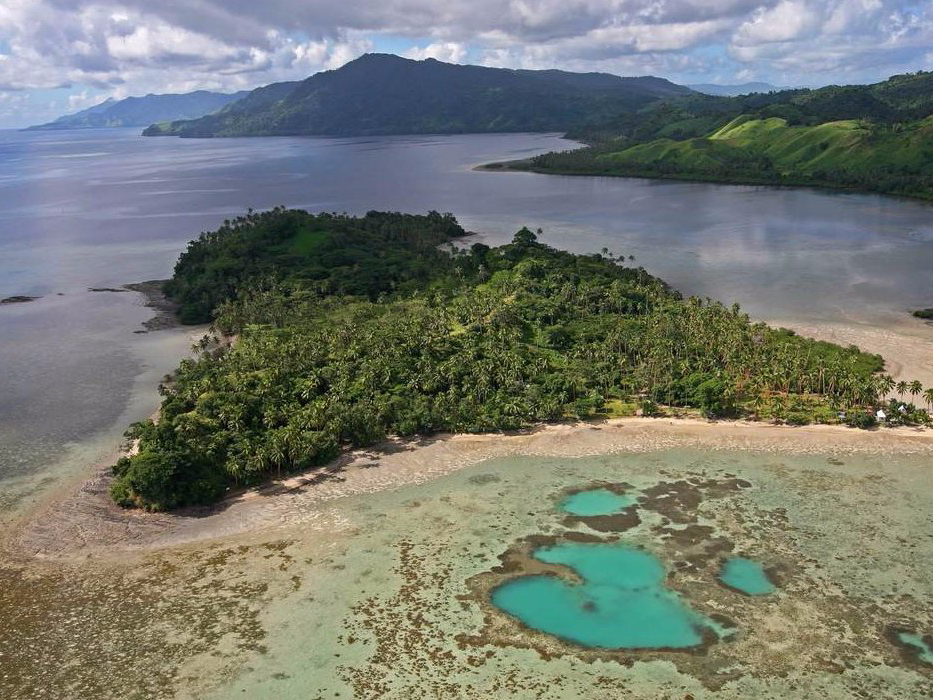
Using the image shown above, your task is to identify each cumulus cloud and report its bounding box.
[0,0,932,126]
[404,42,468,64]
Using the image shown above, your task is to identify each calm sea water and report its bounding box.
[2,127,933,515]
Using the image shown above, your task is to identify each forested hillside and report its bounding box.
[142,53,692,137]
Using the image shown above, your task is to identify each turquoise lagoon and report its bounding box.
[559,488,635,516]
[718,557,776,596]
[491,542,719,649]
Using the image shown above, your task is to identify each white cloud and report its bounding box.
[404,42,468,63]
[733,1,820,45]
[67,89,107,110]
[0,0,931,127]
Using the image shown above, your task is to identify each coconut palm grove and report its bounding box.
[109,209,933,510]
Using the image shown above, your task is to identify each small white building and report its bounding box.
[876,409,887,421]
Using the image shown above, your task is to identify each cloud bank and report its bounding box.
[1,0,931,126]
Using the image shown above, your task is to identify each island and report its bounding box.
[109,209,932,511]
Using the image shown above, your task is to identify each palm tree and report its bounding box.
[896,380,909,401]
[909,380,923,403]
[879,375,896,401]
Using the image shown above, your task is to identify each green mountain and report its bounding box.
[516,71,933,200]
[143,53,693,138]
[28,90,250,130]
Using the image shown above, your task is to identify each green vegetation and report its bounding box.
[111,210,930,511]
[164,208,465,323]
[143,53,691,138]
[914,308,933,320]
[514,71,933,200]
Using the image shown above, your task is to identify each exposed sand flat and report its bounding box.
[10,417,932,561]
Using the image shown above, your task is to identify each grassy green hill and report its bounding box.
[512,71,933,200]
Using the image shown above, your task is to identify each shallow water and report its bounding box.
[718,557,776,596]
[2,449,932,699]
[492,542,718,649]
[194,449,933,699]
[559,487,635,516]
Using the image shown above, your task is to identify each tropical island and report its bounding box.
[493,71,933,200]
[110,209,932,511]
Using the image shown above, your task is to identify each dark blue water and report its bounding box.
[2,127,933,516]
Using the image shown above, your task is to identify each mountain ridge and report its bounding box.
[143,53,694,138]
[28,89,250,130]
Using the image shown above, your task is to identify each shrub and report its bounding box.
[110,451,178,511]
[844,411,877,429]
[639,399,661,417]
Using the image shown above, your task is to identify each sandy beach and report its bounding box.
[9,414,932,562]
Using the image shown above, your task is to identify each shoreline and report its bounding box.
[10,416,932,562]
[0,281,205,556]
[475,157,933,204]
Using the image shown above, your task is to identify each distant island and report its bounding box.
[109,209,932,511]
[495,71,933,200]
[142,53,692,138]
[27,90,249,130]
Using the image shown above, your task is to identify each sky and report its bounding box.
[1,0,932,128]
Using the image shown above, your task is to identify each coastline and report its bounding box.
[0,282,205,553]
[475,158,933,203]
[10,415,932,561]
[6,258,933,565]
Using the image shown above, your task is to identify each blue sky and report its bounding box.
[1,0,932,128]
